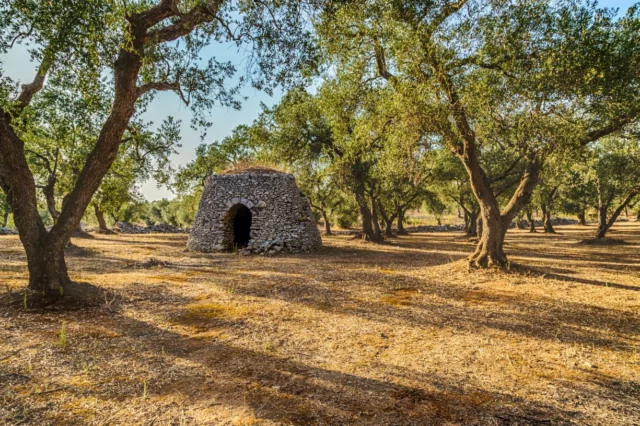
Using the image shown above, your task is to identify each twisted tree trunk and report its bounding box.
[355,185,382,242]
[93,204,114,234]
[377,201,398,237]
[577,210,586,226]
[464,210,479,237]
[0,10,148,296]
[595,186,639,239]
[526,208,537,233]
[321,210,332,235]
[370,197,383,241]
[541,204,556,233]
[396,207,408,235]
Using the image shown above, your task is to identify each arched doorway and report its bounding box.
[225,204,252,249]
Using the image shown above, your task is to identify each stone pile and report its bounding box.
[0,227,18,235]
[146,224,186,233]
[521,217,578,227]
[405,224,465,233]
[188,168,322,254]
[113,222,186,234]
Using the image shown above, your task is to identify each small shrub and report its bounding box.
[59,323,67,350]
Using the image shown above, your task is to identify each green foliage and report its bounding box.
[589,137,640,209]
[175,125,260,192]
[59,322,67,350]
[334,200,360,229]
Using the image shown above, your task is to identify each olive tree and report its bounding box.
[0,0,315,299]
[317,0,640,267]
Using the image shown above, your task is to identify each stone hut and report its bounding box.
[187,168,322,254]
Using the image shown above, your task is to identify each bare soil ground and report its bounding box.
[1,223,639,425]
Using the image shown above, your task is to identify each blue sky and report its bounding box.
[1,0,636,200]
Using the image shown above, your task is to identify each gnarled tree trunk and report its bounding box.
[434,69,541,268]
[577,210,586,226]
[469,214,507,267]
[396,207,408,235]
[370,197,383,241]
[321,210,332,235]
[541,205,555,233]
[0,0,237,297]
[595,206,608,239]
[93,204,113,234]
[595,186,639,239]
[355,186,382,242]
[460,153,540,268]
[526,208,537,233]
[465,210,478,238]
[26,237,71,295]
[377,201,397,238]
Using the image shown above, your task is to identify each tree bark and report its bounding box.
[541,204,556,233]
[41,175,60,223]
[595,186,639,239]
[469,214,507,267]
[370,197,383,241]
[595,206,608,239]
[25,239,71,296]
[396,207,408,235]
[577,210,586,226]
[377,201,397,237]
[321,210,332,235]
[1,211,8,228]
[435,67,541,267]
[0,114,68,295]
[93,204,111,233]
[526,208,536,233]
[540,187,558,233]
[355,185,382,242]
[465,210,478,238]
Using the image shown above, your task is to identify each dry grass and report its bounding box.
[218,161,286,175]
[1,222,639,425]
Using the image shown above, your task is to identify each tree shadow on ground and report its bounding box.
[98,311,580,425]
[218,265,638,352]
[511,265,639,292]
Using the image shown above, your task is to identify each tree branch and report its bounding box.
[25,149,53,174]
[15,60,52,113]
[425,0,467,36]
[145,0,224,44]
[501,157,542,223]
[580,112,640,146]
[373,35,395,81]
[489,156,523,184]
[128,0,181,28]
[136,80,188,105]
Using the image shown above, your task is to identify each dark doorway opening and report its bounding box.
[227,204,252,249]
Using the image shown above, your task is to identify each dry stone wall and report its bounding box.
[187,170,322,254]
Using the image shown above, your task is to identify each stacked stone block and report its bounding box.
[187,170,322,254]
